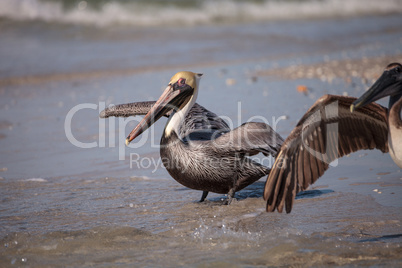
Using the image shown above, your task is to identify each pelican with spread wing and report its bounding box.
[101,72,284,203]
[264,63,402,213]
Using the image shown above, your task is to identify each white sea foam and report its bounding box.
[24,178,48,182]
[1,0,402,27]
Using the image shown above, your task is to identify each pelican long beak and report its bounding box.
[125,83,194,145]
[351,63,402,112]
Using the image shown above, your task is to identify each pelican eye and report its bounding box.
[389,66,401,78]
[178,78,186,86]
[172,78,187,91]
[386,63,402,74]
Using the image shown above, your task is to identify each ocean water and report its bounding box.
[0,4,402,267]
[1,0,402,26]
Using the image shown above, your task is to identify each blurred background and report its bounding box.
[2,0,402,26]
[0,0,401,267]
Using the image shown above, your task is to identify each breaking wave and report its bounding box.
[1,0,402,27]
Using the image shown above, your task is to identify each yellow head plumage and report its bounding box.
[164,71,202,137]
[169,71,202,89]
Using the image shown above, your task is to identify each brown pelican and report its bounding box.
[264,62,402,213]
[101,71,283,203]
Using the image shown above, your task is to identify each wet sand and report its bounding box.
[0,14,402,266]
[258,54,402,83]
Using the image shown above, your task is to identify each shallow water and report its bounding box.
[0,13,402,267]
[1,178,401,266]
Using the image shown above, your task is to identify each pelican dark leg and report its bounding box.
[225,188,236,205]
[199,191,209,202]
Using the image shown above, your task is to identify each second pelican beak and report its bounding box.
[351,63,402,112]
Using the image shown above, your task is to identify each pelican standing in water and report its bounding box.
[264,62,402,213]
[102,72,283,203]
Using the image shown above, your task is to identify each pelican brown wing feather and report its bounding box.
[179,102,230,137]
[210,122,284,157]
[100,101,158,118]
[264,94,389,213]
